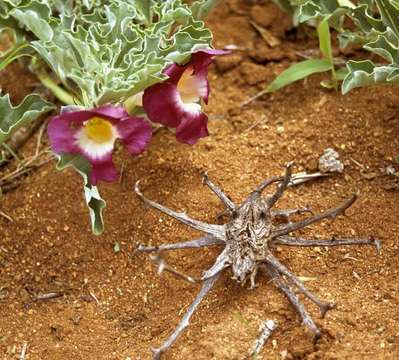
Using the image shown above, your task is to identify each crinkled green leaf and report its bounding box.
[0,93,54,144]
[343,0,399,91]
[375,0,399,36]
[351,4,385,34]
[298,0,350,29]
[10,1,53,41]
[266,59,332,93]
[342,59,399,93]
[56,153,106,235]
[131,0,152,24]
[272,0,399,93]
[299,0,340,22]
[2,0,214,106]
[364,32,399,62]
[191,0,222,19]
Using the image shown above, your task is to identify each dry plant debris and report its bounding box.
[135,163,380,359]
[318,148,344,173]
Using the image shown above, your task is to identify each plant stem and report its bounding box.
[36,71,77,105]
[331,65,338,91]
[0,43,31,72]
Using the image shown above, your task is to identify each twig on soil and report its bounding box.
[89,291,101,306]
[35,119,48,156]
[0,210,13,222]
[1,181,21,193]
[150,252,198,284]
[0,117,45,167]
[250,21,280,47]
[350,158,366,170]
[243,114,268,133]
[0,149,51,182]
[24,291,65,308]
[2,143,21,163]
[19,342,28,360]
[119,160,126,185]
[0,150,54,193]
[239,90,268,108]
[249,319,277,358]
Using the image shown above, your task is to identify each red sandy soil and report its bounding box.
[1,1,398,359]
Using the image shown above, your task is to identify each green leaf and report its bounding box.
[375,0,399,37]
[0,42,33,71]
[342,59,399,93]
[297,0,350,29]
[10,1,53,41]
[335,66,349,80]
[56,153,106,235]
[364,32,399,62]
[3,0,214,107]
[318,18,333,62]
[351,4,385,34]
[191,0,222,19]
[0,93,54,144]
[132,0,152,24]
[317,17,337,88]
[266,59,332,93]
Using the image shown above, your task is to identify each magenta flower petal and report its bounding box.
[164,64,186,84]
[176,112,209,145]
[143,82,182,128]
[51,110,93,124]
[143,48,228,144]
[116,117,152,155]
[90,154,119,185]
[91,105,128,120]
[47,114,81,154]
[48,105,152,184]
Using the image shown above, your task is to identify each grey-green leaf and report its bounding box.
[342,59,399,93]
[191,0,222,19]
[0,93,54,144]
[266,59,332,93]
[10,1,53,42]
[56,153,106,235]
[3,0,215,107]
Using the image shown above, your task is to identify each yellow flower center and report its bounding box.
[84,117,114,144]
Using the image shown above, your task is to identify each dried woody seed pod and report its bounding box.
[135,164,380,359]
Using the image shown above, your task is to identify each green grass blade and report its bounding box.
[317,17,337,88]
[266,59,332,93]
[318,18,333,62]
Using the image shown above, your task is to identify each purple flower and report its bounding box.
[47,105,152,184]
[143,49,228,145]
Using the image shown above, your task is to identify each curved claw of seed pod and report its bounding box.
[320,302,337,318]
[151,347,162,360]
[371,237,381,255]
